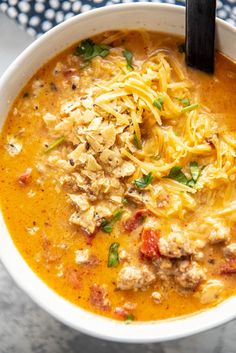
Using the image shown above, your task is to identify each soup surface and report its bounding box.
[1,31,236,322]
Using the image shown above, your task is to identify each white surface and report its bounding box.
[0,4,233,353]
[0,14,33,77]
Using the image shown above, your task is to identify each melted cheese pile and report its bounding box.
[40,34,236,236]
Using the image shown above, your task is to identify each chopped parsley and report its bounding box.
[189,161,201,181]
[124,313,135,324]
[133,133,142,149]
[101,209,124,233]
[153,97,164,111]
[74,39,110,66]
[175,97,190,107]
[166,162,203,188]
[44,136,65,154]
[134,172,153,189]
[181,98,190,107]
[101,220,113,233]
[181,103,199,113]
[167,166,189,185]
[107,242,120,268]
[113,209,124,222]
[121,198,129,205]
[123,49,133,71]
[176,98,198,112]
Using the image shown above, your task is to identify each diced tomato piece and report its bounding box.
[220,259,236,275]
[85,255,100,267]
[18,168,32,186]
[66,268,82,290]
[86,234,94,245]
[140,228,160,259]
[123,209,149,232]
[89,284,110,311]
[41,232,61,264]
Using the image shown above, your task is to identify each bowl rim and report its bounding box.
[0,3,236,344]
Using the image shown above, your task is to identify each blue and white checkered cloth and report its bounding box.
[0,0,235,37]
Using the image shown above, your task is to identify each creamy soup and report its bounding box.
[0,31,236,322]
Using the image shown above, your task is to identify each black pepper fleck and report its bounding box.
[50,82,58,91]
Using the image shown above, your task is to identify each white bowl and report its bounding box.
[0,3,236,343]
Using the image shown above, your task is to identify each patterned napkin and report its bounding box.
[0,0,235,37]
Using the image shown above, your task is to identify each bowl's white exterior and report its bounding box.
[0,3,236,343]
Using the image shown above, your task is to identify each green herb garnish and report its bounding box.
[101,220,113,233]
[108,242,120,268]
[153,97,164,111]
[166,162,203,188]
[134,172,153,189]
[186,179,196,188]
[101,209,124,233]
[167,166,188,185]
[23,92,29,98]
[124,313,135,324]
[121,198,129,205]
[178,43,186,53]
[44,136,65,154]
[123,49,133,71]
[181,103,199,113]
[133,133,142,149]
[113,209,124,222]
[181,98,190,107]
[188,163,205,188]
[189,161,200,181]
[176,97,190,107]
[74,39,110,66]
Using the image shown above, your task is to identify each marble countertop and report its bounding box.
[0,12,236,353]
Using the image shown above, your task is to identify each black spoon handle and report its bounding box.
[186,0,216,73]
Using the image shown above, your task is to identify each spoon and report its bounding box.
[186,0,216,73]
